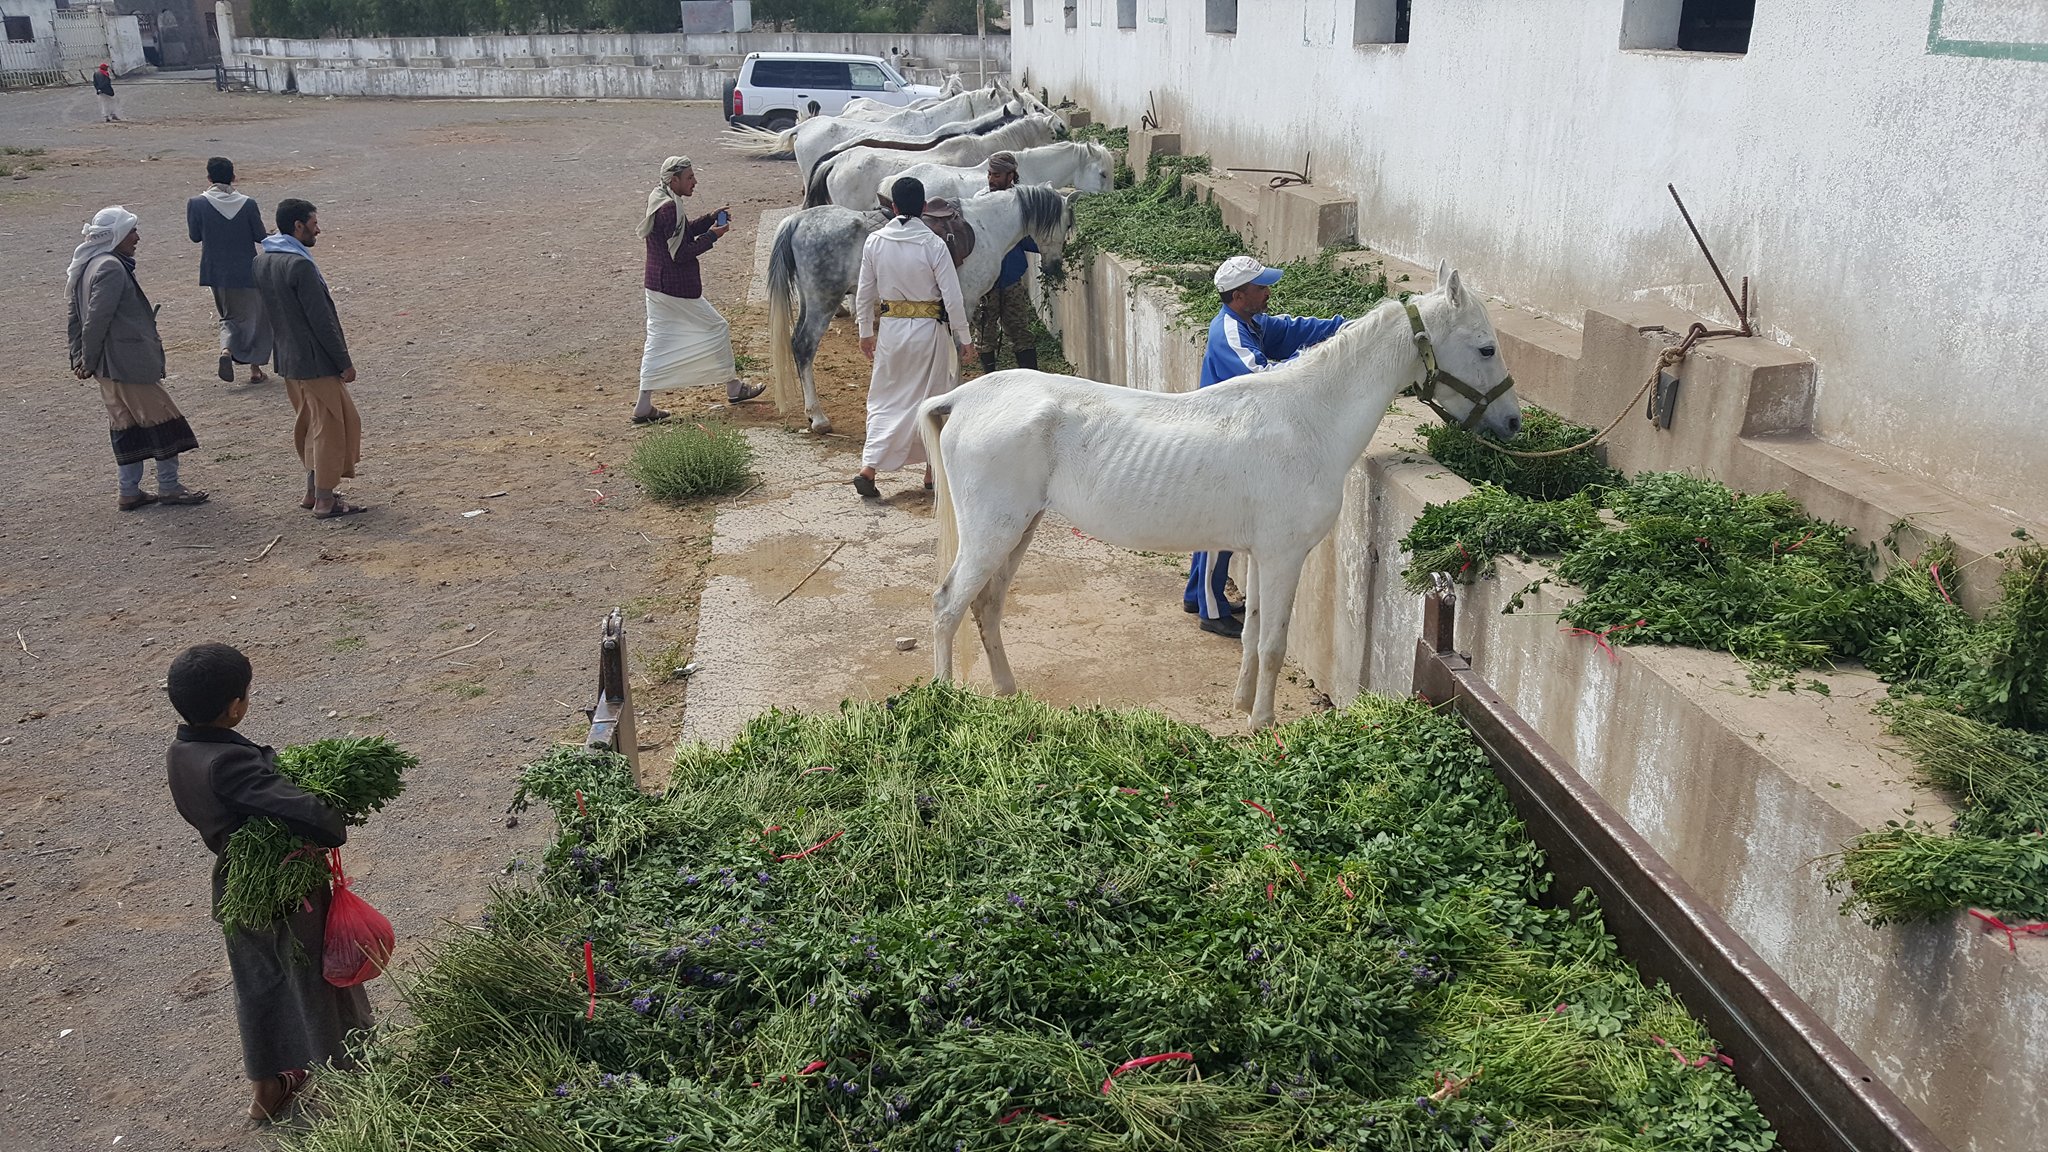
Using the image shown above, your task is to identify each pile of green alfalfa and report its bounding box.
[283,685,1776,1152]
[1402,416,2048,926]
[1063,152,1394,328]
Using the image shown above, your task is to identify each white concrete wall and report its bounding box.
[233,30,1008,71]
[1015,0,2048,516]
[0,0,64,73]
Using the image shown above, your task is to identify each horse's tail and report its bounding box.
[803,156,835,208]
[766,214,801,418]
[920,390,961,579]
[720,123,797,159]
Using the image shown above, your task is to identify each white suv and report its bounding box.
[723,52,943,133]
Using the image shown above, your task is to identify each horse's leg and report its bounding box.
[1248,550,1308,730]
[971,512,1041,695]
[794,301,834,435]
[933,522,1023,686]
[1233,552,1261,714]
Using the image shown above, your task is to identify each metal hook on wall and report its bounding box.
[1228,151,1313,189]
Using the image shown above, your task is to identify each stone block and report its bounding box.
[1180,172,1261,249]
[402,56,451,68]
[599,54,638,66]
[1127,129,1178,179]
[549,53,594,65]
[1254,181,1356,264]
[1485,306,1581,417]
[1060,106,1092,130]
[501,55,543,68]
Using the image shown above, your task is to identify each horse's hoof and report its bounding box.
[808,417,834,435]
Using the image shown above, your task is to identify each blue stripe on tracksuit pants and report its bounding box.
[1183,305,1347,620]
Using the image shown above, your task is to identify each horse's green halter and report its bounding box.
[1403,301,1515,433]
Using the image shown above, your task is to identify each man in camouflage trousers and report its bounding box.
[970,152,1039,374]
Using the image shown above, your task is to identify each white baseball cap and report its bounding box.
[1214,255,1284,294]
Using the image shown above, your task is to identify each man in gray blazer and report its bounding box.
[66,205,208,510]
[253,198,364,519]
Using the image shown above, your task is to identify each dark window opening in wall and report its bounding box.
[1206,0,1236,35]
[1118,0,1137,30]
[1064,0,1077,32]
[1020,0,1032,26]
[1353,0,1410,45]
[1678,0,1752,53]
[5,15,35,42]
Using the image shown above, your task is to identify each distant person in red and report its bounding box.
[92,63,122,122]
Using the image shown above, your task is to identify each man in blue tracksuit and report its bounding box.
[1186,255,1347,639]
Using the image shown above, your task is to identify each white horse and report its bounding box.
[721,85,1011,174]
[887,141,1115,204]
[841,73,968,121]
[767,185,1074,434]
[810,113,1065,209]
[917,266,1524,729]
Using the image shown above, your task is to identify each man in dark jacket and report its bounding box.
[969,152,1039,376]
[187,156,272,384]
[253,198,364,518]
[164,643,371,1124]
[66,205,209,510]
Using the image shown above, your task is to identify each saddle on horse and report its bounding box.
[921,198,976,269]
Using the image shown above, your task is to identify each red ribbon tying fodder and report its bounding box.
[775,830,844,862]
[1241,799,1283,835]
[797,1060,827,1076]
[1651,1035,1732,1070]
[1773,530,1815,555]
[1563,618,1647,663]
[1266,882,1277,902]
[1456,543,1473,575]
[1337,875,1355,901]
[583,941,597,1020]
[1968,909,2048,953]
[574,789,588,817]
[1271,730,1288,759]
[1289,860,1307,883]
[1930,562,1956,606]
[1100,1052,1194,1095]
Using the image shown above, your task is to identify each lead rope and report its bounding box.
[1469,321,1740,459]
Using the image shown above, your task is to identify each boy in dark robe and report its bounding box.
[164,643,372,1123]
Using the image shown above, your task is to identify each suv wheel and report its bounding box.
[764,113,797,133]
[721,79,736,120]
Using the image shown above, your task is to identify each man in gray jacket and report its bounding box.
[66,205,208,510]
[253,198,364,519]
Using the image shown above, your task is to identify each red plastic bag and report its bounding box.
[323,848,394,988]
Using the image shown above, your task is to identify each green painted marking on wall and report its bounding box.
[1927,0,2048,62]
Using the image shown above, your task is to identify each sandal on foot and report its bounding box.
[313,500,368,519]
[852,474,881,499]
[118,491,159,512]
[249,1069,310,1123]
[158,489,210,506]
[218,354,235,383]
[726,380,767,403]
[631,408,672,425]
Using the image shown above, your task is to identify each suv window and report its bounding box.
[848,62,889,91]
[794,60,851,89]
[747,60,799,87]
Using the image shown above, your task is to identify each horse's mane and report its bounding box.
[1012,184,1066,238]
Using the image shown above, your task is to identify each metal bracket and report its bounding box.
[1228,151,1313,188]
[586,608,642,787]
[1140,90,1161,131]
[1649,368,1682,429]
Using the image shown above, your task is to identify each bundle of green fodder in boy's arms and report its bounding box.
[216,736,411,934]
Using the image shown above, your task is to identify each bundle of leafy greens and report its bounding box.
[216,736,412,934]
[284,686,1775,1152]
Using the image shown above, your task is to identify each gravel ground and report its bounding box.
[0,80,817,1151]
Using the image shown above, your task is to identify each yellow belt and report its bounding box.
[880,299,943,320]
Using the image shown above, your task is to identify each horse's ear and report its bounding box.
[1434,259,1451,291]
[1445,268,1466,307]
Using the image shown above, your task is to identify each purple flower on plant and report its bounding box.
[681,872,700,885]
[552,1083,570,1097]
[1005,892,1024,908]
[435,1073,453,1088]
[631,995,654,1014]
[601,880,617,894]
[756,871,771,885]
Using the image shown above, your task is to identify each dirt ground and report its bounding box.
[0,78,1307,1152]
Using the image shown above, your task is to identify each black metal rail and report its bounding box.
[1411,575,1946,1152]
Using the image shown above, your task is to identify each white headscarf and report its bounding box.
[201,182,250,220]
[638,156,694,259]
[66,206,137,289]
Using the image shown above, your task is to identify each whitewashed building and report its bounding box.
[1013,0,2048,518]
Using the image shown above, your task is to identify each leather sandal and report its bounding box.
[118,491,158,512]
[158,489,211,506]
[852,474,880,499]
[248,1068,309,1123]
[726,380,767,403]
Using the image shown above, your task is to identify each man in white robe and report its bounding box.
[853,176,974,498]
